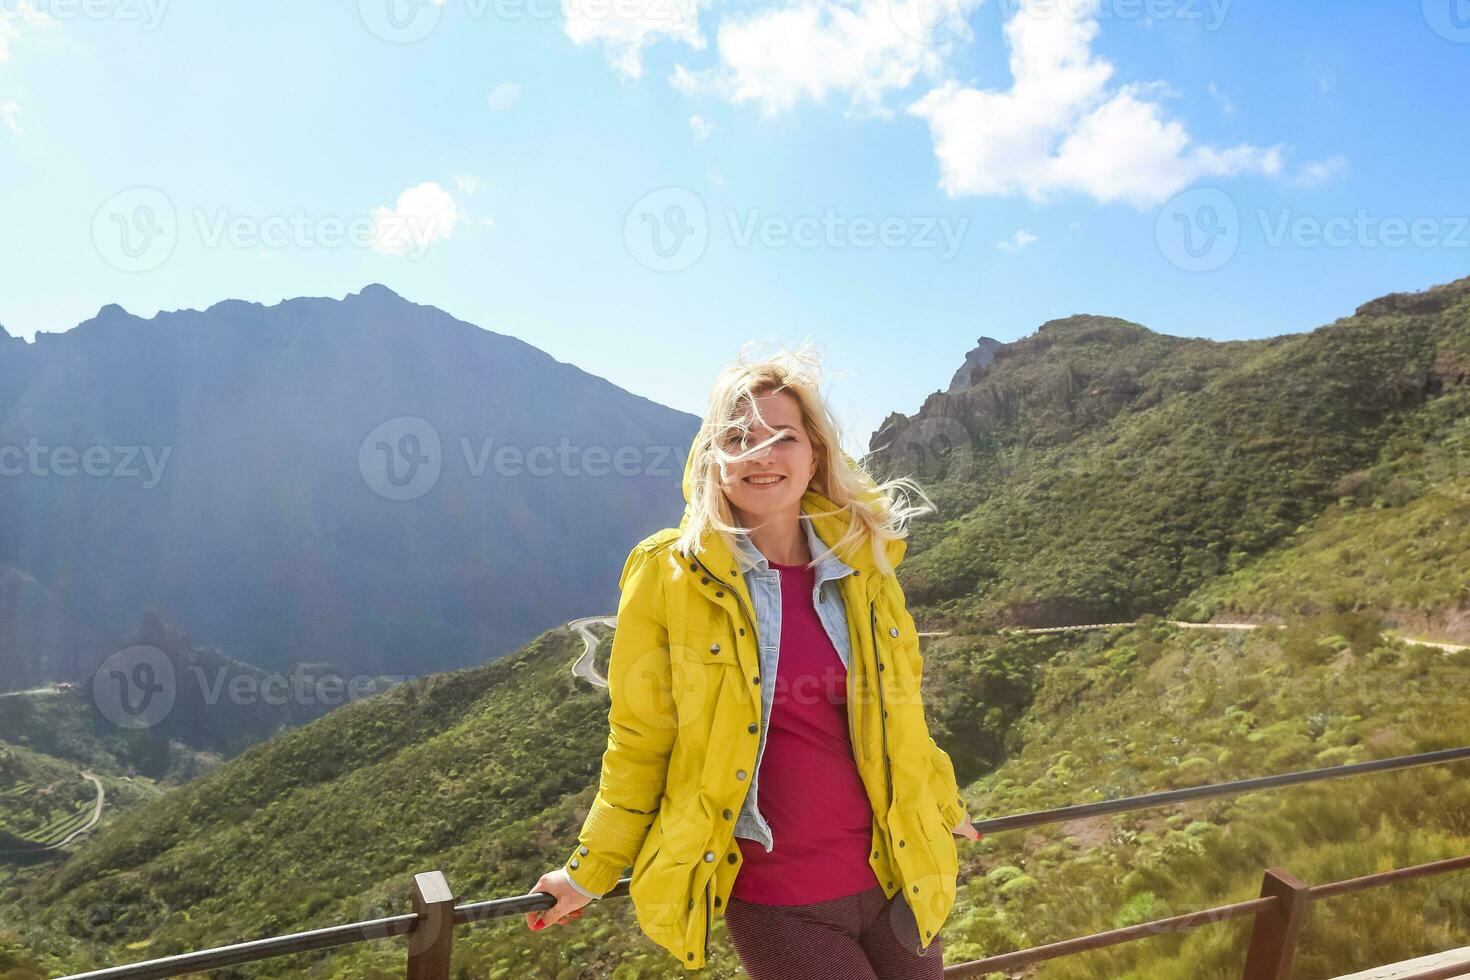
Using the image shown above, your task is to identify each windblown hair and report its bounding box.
[674,342,935,579]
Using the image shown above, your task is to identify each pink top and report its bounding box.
[731,558,881,905]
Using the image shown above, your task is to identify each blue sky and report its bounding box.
[0,0,1466,449]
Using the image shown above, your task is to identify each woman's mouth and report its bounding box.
[744,474,785,487]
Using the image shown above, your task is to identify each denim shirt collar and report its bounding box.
[731,514,857,585]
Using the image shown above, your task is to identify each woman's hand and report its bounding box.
[951,814,983,841]
[525,868,592,931]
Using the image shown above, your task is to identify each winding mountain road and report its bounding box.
[51,771,105,849]
[569,615,614,689]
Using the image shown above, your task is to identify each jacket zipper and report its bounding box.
[690,553,758,639]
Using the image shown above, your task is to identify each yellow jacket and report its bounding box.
[564,444,965,969]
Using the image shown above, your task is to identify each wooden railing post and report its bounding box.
[407,870,455,980]
[1241,868,1311,980]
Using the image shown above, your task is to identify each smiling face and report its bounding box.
[718,389,819,526]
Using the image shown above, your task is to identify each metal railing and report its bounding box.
[54,745,1470,980]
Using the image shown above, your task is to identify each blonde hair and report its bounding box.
[674,342,935,579]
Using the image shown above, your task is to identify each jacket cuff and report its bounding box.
[564,865,605,900]
[564,849,623,897]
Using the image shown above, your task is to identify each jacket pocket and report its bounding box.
[674,626,739,666]
[629,799,706,957]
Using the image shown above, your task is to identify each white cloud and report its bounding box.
[0,100,22,136]
[486,82,522,110]
[562,0,708,79]
[671,0,974,117]
[455,174,487,195]
[996,228,1037,251]
[689,114,718,141]
[371,182,459,257]
[908,0,1282,208]
[1293,155,1347,188]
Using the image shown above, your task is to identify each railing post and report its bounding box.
[1241,867,1311,980]
[407,870,456,980]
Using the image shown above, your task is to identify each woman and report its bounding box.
[527,345,981,976]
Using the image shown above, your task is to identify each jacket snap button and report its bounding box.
[889,626,899,637]
[898,840,905,847]
[703,851,715,862]
[715,896,722,907]
[751,675,759,684]
[748,723,758,733]
[912,885,919,893]
[570,858,579,868]
[700,576,710,585]
[878,662,886,671]
[736,769,747,780]
[854,570,861,575]
[716,590,725,597]
[739,627,745,635]
[723,808,733,819]
[689,563,697,572]
[579,846,589,856]
[687,953,694,961]
[727,853,737,863]
[709,642,720,653]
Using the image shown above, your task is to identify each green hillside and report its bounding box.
[3,275,1468,978]
[880,277,1470,636]
[942,489,1470,977]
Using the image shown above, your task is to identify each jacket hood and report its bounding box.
[678,427,906,572]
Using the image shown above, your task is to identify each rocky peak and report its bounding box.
[947,337,1005,392]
